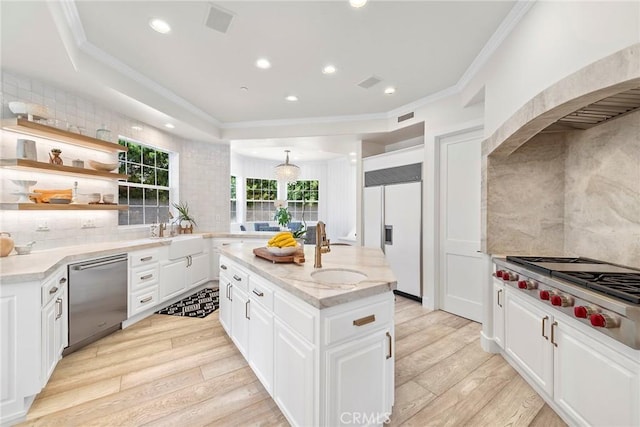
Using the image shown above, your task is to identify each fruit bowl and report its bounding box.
[88,160,118,172]
[266,245,299,256]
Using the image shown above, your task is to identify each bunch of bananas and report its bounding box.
[267,231,297,248]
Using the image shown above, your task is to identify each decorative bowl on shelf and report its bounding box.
[266,245,299,256]
[88,160,118,172]
[8,102,50,120]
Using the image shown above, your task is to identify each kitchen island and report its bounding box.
[219,243,397,427]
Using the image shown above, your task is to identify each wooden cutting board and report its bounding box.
[253,247,303,264]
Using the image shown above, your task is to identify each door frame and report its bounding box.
[422,119,484,311]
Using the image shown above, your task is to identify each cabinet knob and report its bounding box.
[221,264,228,270]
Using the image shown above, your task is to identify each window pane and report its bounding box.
[118,210,128,225]
[158,189,170,206]
[145,207,159,224]
[118,186,128,205]
[143,147,155,166]
[142,166,155,185]
[127,163,141,183]
[118,162,126,175]
[159,206,170,222]
[129,207,144,225]
[129,187,143,205]
[157,169,169,187]
[144,188,158,206]
[127,143,141,164]
[157,151,169,169]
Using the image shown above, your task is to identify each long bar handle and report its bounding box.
[245,300,250,320]
[72,256,127,270]
[55,298,63,320]
[386,331,392,360]
[551,321,558,347]
[140,256,153,262]
[140,296,153,304]
[228,284,233,302]
[541,316,549,340]
[497,289,503,308]
[140,274,153,280]
[353,314,376,327]
[253,289,264,297]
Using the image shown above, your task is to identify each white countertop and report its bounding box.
[220,243,397,309]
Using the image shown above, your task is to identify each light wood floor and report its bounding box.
[20,295,567,426]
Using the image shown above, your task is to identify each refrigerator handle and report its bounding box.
[384,225,393,245]
[380,187,385,251]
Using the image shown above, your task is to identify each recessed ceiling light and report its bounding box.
[322,65,337,74]
[349,0,368,8]
[349,152,357,156]
[384,87,396,95]
[165,123,175,129]
[256,58,271,69]
[131,125,143,131]
[285,95,298,102]
[149,18,171,34]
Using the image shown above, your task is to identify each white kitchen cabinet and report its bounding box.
[41,281,67,383]
[274,317,316,427]
[248,296,274,393]
[553,320,640,427]
[505,290,554,395]
[230,284,250,358]
[159,259,188,301]
[219,274,232,334]
[492,278,505,349]
[188,252,210,288]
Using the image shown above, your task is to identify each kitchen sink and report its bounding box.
[311,268,367,285]
[168,234,204,259]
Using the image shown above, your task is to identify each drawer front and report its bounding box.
[130,286,159,316]
[249,275,274,311]
[324,300,393,345]
[130,250,160,268]
[131,265,159,291]
[42,269,67,306]
[221,261,249,292]
[274,293,315,343]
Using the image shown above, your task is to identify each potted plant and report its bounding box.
[172,201,197,233]
[274,207,292,229]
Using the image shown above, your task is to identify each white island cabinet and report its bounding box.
[219,243,397,427]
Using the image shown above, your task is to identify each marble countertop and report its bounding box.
[220,243,397,309]
[0,231,273,285]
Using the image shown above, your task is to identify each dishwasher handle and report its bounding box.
[71,255,128,271]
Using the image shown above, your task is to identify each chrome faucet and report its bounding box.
[159,223,166,238]
[314,221,331,268]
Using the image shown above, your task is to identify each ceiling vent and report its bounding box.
[397,112,414,123]
[357,76,382,89]
[205,4,234,34]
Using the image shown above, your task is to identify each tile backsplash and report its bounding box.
[0,70,230,250]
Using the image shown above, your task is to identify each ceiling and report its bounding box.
[1,0,517,158]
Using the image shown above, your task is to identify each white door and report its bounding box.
[363,186,382,249]
[492,279,505,349]
[439,130,483,321]
[230,286,250,358]
[159,260,187,301]
[384,182,422,298]
[248,300,274,394]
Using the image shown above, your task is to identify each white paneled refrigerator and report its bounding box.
[363,181,422,299]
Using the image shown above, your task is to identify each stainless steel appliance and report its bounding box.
[494,256,640,349]
[66,254,128,354]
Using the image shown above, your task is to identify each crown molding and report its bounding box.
[220,111,389,130]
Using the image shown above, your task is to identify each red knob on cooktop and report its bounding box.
[518,280,537,290]
[539,290,550,300]
[496,270,504,278]
[518,280,527,289]
[551,295,573,307]
[574,306,588,318]
[550,295,562,306]
[590,313,620,328]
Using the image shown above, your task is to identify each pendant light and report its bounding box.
[275,150,300,182]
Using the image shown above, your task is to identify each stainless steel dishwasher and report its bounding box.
[66,253,128,354]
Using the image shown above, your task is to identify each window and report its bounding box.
[245,178,277,222]
[287,180,319,221]
[118,138,171,225]
[230,175,237,222]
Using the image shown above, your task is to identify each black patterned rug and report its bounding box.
[156,288,219,318]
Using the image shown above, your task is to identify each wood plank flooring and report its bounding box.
[20,295,567,427]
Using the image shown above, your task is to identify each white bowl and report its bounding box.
[11,180,38,188]
[9,102,50,120]
[14,246,32,255]
[266,245,299,256]
[88,160,118,172]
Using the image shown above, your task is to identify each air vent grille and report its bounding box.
[205,4,234,34]
[365,163,422,187]
[358,76,382,89]
[397,112,414,123]
[543,87,640,132]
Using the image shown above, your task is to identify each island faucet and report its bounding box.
[159,223,166,238]
[314,221,331,268]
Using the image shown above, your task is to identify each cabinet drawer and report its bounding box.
[221,262,249,292]
[131,265,159,291]
[42,269,67,306]
[324,300,392,345]
[130,286,159,316]
[130,250,160,268]
[249,275,274,311]
[274,293,315,343]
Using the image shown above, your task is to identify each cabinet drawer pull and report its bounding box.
[220,264,228,270]
[55,297,63,320]
[140,274,153,280]
[233,275,242,282]
[541,316,549,340]
[229,284,233,302]
[252,289,264,297]
[59,277,67,284]
[353,314,376,326]
[497,289,503,308]
[551,321,558,347]
[49,286,59,294]
[245,300,250,320]
[140,296,153,304]
[386,331,392,359]
[140,256,153,262]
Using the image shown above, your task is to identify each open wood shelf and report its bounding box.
[2,118,127,153]
[0,203,128,211]
[0,159,127,180]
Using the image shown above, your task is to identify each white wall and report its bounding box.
[0,70,229,250]
[463,0,640,136]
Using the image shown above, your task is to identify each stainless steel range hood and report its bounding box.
[542,87,640,133]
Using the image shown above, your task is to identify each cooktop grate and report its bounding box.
[505,256,605,275]
[552,271,640,304]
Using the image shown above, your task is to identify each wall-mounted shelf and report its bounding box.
[0,203,128,211]
[0,159,127,180]
[1,118,127,153]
